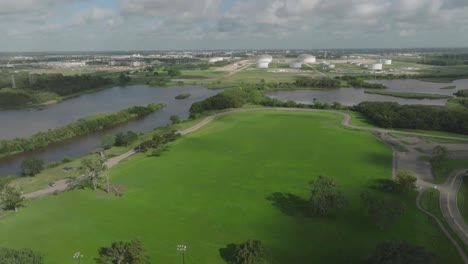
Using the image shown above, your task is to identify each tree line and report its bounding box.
[0,104,164,157]
[19,73,114,96]
[353,101,468,135]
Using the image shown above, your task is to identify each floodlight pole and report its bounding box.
[177,244,187,264]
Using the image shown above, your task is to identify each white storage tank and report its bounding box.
[209,57,223,63]
[297,54,316,63]
[257,54,273,63]
[256,62,270,69]
[381,59,392,65]
[289,61,302,69]
[368,63,383,71]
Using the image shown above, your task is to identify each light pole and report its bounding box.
[177,244,187,264]
[73,252,84,264]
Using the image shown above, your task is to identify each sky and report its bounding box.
[0,0,468,51]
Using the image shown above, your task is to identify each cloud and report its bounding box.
[1,0,468,50]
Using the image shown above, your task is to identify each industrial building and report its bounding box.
[289,61,302,69]
[298,54,316,63]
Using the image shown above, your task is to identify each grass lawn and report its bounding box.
[0,111,461,263]
[432,160,468,184]
[458,176,468,225]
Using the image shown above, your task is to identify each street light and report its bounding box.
[177,244,187,264]
[73,252,84,264]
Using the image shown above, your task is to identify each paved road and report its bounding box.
[20,107,468,262]
[441,170,468,245]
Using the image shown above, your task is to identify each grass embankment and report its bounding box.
[420,189,468,255]
[441,86,456,90]
[431,160,468,184]
[458,177,468,225]
[364,90,452,99]
[0,88,60,109]
[0,111,461,263]
[0,103,165,159]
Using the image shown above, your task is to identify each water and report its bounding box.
[0,85,222,176]
[266,79,468,107]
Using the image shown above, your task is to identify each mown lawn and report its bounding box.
[0,110,461,263]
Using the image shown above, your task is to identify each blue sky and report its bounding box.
[0,0,467,51]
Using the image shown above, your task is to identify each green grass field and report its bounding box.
[0,111,461,263]
[432,160,468,184]
[458,175,468,226]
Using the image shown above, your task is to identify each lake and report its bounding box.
[0,85,222,176]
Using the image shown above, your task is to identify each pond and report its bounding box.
[266,79,468,106]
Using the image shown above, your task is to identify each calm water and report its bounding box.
[0,85,222,176]
[266,79,468,106]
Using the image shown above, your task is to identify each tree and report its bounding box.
[115,131,138,147]
[167,68,181,77]
[98,240,149,264]
[309,176,347,217]
[0,247,43,264]
[118,73,131,85]
[102,135,116,150]
[367,242,437,264]
[431,145,449,168]
[79,158,107,191]
[395,170,418,192]
[1,186,25,212]
[20,157,44,176]
[229,240,264,264]
[170,115,181,124]
[361,192,406,230]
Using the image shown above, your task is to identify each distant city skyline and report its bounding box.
[1,0,468,52]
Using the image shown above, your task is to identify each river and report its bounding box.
[0,85,222,176]
[266,79,468,106]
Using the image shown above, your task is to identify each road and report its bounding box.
[440,170,468,245]
[20,107,468,262]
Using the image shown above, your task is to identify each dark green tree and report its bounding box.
[167,68,182,77]
[309,176,347,217]
[230,240,264,264]
[118,73,131,85]
[1,186,25,212]
[170,115,181,124]
[0,247,43,264]
[20,157,44,176]
[101,135,116,150]
[395,170,418,192]
[98,240,149,264]
[430,145,449,168]
[361,192,406,230]
[367,242,437,264]
[115,131,138,147]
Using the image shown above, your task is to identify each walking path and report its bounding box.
[21,107,468,262]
